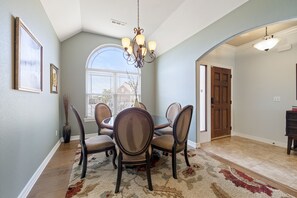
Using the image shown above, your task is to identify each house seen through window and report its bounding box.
[86,45,141,117]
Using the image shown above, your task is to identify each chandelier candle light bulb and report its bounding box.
[122,38,130,49]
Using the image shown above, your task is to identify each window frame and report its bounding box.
[200,64,207,132]
[85,44,141,120]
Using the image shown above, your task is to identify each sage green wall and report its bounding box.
[234,41,297,145]
[60,32,155,136]
[155,0,297,143]
[0,0,60,197]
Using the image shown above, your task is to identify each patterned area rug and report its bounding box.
[66,148,292,198]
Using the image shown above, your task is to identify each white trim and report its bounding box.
[188,140,200,148]
[232,131,287,148]
[18,140,61,198]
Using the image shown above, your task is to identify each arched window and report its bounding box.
[86,45,141,117]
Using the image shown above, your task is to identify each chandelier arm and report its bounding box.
[143,53,156,64]
[123,51,137,65]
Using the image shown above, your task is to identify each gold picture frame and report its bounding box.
[50,64,58,93]
[15,17,43,93]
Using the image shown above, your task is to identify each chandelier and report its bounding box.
[121,0,156,68]
[253,27,279,51]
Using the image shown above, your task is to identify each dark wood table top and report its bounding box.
[102,115,170,130]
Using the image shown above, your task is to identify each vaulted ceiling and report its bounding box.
[40,0,248,55]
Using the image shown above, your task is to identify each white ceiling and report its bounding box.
[40,0,248,55]
[227,20,297,46]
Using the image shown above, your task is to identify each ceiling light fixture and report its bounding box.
[121,0,156,68]
[253,27,279,51]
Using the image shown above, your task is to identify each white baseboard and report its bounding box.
[60,133,98,142]
[18,139,61,198]
[188,140,200,148]
[232,131,287,148]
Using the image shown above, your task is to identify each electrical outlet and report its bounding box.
[273,96,281,102]
[56,130,58,136]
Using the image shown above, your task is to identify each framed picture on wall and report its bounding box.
[50,64,58,93]
[15,17,43,93]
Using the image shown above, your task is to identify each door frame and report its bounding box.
[196,61,234,144]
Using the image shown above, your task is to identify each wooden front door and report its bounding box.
[211,66,231,139]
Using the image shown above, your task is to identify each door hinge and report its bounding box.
[230,100,232,104]
[230,74,232,78]
[230,126,232,130]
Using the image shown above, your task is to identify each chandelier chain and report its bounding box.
[265,27,268,36]
[137,0,140,28]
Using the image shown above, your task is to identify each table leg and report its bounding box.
[287,137,293,155]
[294,139,297,149]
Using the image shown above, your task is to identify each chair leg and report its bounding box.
[78,150,83,165]
[184,143,190,167]
[81,153,88,179]
[172,148,177,179]
[115,154,122,193]
[146,154,153,191]
[112,147,117,169]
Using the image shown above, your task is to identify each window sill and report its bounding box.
[84,117,95,122]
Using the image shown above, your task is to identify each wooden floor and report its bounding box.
[28,136,297,197]
[28,140,79,198]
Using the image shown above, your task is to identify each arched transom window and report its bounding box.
[86,45,141,117]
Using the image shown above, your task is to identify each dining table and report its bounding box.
[101,115,170,130]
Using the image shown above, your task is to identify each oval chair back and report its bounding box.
[114,107,153,156]
[173,105,193,145]
[95,103,112,135]
[95,103,112,125]
[113,107,154,193]
[166,102,182,127]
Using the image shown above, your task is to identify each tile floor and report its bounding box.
[201,136,297,191]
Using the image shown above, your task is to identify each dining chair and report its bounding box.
[155,102,182,136]
[113,107,154,193]
[71,105,117,178]
[151,105,193,179]
[139,102,147,110]
[95,103,114,138]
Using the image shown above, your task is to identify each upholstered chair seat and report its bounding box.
[152,135,184,152]
[85,135,115,151]
[99,128,113,137]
